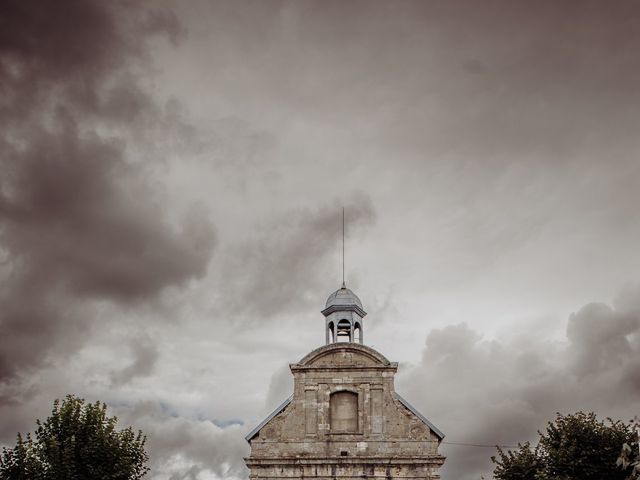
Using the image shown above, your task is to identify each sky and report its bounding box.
[1,1,639,479]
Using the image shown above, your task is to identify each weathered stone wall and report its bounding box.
[245,343,445,479]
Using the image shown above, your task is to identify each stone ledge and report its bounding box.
[290,364,398,372]
[245,456,446,466]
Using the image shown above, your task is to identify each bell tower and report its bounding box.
[244,286,446,480]
[322,284,366,344]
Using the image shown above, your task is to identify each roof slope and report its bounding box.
[393,392,445,440]
[245,395,292,442]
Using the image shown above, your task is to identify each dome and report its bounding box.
[325,286,363,310]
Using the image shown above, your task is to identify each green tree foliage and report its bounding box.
[617,418,640,480]
[492,412,639,480]
[0,395,149,480]
[492,442,547,480]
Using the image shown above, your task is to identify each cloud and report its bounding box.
[115,401,249,480]
[263,363,293,414]
[567,302,639,377]
[110,336,160,386]
[398,286,640,480]
[1,3,638,480]
[0,0,215,383]
[213,193,375,322]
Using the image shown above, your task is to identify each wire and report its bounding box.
[442,441,520,449]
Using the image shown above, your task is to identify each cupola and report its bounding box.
[322,283,367,344]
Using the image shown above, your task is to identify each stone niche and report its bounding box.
[245,343,445,479]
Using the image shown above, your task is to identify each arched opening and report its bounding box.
[354,322,361,344]
[330,391,358,432]
[336,319,351,342]
[328,321,335,343]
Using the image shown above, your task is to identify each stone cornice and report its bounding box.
[245,456,446,466]
[290,363,398,373]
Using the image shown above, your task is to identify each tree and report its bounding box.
[617,417,640,480]
[492,442,547,480]
[492,412,639,480]
[0,395,149,480]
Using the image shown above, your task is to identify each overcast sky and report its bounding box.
[1,1,639,479]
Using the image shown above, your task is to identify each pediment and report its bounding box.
[296,343,391,367]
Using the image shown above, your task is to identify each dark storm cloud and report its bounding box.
[215,193,374,321]
[0,0,215,382]
[370,1,640,160]
[568,302,639,377]
[398,287,640,480]
[189,0,640,167]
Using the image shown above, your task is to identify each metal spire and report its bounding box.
[342,207,345,288]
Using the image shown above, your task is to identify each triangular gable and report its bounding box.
[393,392,445,440]
[244,395,293,442]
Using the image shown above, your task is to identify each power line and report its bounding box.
[442,441,520,449]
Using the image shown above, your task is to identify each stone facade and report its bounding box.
[245,342,445,479]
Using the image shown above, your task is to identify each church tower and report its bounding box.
[245,285,446,479]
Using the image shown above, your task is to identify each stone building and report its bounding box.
[245,285,446,479]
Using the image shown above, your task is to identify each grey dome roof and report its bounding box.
[325,286,363,309]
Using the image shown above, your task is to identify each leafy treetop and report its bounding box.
[0,394,149,480]
[492,412,639,480]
